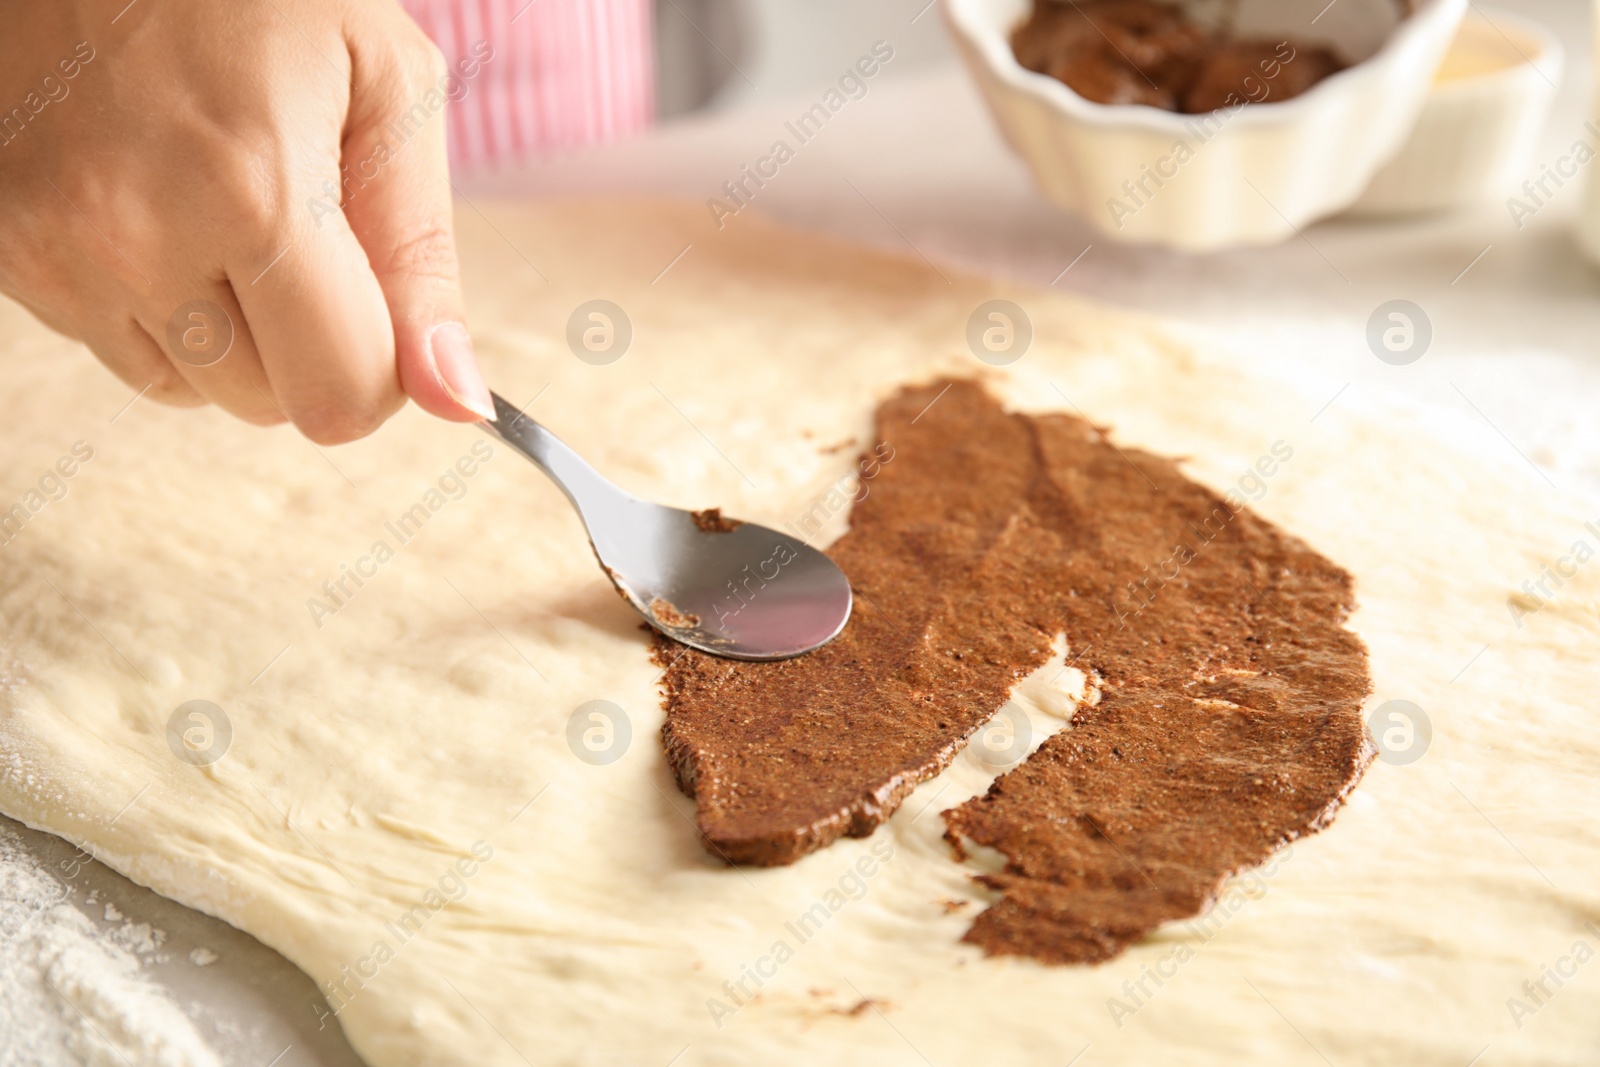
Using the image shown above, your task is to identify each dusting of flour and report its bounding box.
[0,826,220,1067]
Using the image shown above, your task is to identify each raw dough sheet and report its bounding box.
[0,201,1595,1066]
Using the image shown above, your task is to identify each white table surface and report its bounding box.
[7,1,1595,1062]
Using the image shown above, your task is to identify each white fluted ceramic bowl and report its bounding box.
[944,0,1468,250]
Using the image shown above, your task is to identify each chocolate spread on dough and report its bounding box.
[690,507,743,533]
[1010,0,1348,113]
[654,380,1373,964]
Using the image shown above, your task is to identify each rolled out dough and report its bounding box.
[0,201,1596,1066]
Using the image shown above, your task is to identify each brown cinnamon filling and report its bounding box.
[691,507,743,533]
[649,597,701,629]
[655,380,1373,963]
[1010,0,1349,113]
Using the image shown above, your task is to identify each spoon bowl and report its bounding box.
[481,392,852,660]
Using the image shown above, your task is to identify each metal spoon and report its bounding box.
[479,391,852,661]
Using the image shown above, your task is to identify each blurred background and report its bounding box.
[491,0,1596,497]
[654,0,953,116]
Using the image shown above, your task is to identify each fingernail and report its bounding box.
[428,321,495,421]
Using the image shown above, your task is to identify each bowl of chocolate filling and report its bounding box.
[943,0,1468,249]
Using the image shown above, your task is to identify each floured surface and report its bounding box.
[0,201,1596,1066]
[0,822,220,1067]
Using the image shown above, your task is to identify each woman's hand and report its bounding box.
[0,0,494,443]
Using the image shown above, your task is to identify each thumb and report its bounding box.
[341,22,493,424]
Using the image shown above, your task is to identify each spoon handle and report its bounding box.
[477,390,623,522]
